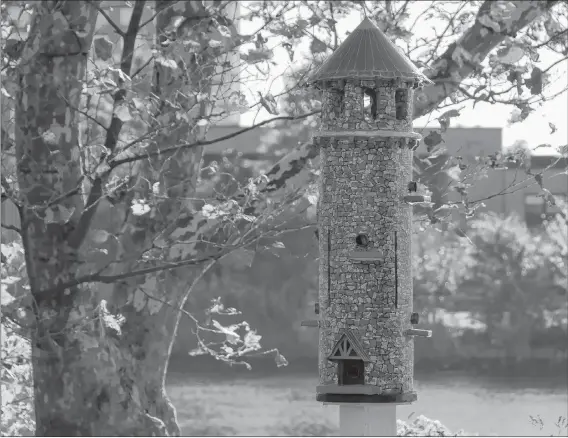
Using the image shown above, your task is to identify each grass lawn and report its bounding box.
[166,373,568,436]
[167,375,338,436]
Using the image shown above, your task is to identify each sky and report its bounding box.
[5,2,565,154]
[239,3,568,156]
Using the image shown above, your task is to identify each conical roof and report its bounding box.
[309,17,431,85]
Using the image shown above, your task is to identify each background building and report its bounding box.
[2,2,566,239]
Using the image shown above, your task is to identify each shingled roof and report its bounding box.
[309,17,431,85]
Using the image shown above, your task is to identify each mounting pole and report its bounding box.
[339,404,396,436]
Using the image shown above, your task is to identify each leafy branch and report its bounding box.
[108,110,320,167]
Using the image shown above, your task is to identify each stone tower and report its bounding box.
[305,17,433,404]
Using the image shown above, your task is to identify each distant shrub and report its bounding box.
[267,415,474,437]
[397,415,471,436]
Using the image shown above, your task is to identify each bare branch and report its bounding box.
[1,223,21,234]
[89,1,125,37]
[69,0,147,249]
[131,55,154,79]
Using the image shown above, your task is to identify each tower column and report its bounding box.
[306,15,434,436]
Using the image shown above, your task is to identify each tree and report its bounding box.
[1,0,567,436]
[456,213,567,358]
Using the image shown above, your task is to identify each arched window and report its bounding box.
[338,89,345,114]
[395,89,408,120]
[328,331,369,386]
[362,87,377,120]
[355,234,369,247]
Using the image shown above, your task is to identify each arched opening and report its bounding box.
[355,234,369,247]
[362,87,377,120]
[338,359,365,385]
[329,331,370,386]
[395,88,408,120]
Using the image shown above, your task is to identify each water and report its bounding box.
[166,373,568,436]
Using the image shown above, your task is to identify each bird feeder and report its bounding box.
[301,17,433,411]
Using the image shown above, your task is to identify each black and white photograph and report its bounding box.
[1,1,567,436]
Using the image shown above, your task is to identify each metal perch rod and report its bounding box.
[404,328,432,337]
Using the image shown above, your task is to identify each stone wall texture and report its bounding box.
[319,79,415,132]
[316,134,416,395]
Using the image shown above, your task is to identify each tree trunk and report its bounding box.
[15,2,174,435]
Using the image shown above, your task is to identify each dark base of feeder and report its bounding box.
[317,392,417,404]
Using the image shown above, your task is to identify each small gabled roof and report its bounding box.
[328,329,371,362]
[309,17,431,85]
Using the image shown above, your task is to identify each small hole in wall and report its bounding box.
[355,234,369,247]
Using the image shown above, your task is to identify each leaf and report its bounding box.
[438,108,464,120]
[423,131,444,151]
[208,298,242,315]
[549,122,557,134]
[92,229,110,244]
[132,289,147,312]
[131,200,151,216]
[1,286,15,305]
[275,352,288,367]
[155,56,178,69]
[272,241,285,249]
[132,97,145,111]
[107,66,131,84]
[115,104,132,122]
[445,165,462,181]
[310,37,327,54]
[188,346,208,356]
[3,38,24,60]
[255,32,268,48]
[242,48,273,64]
[43,205,75,224]
[141,276,157,291]
[282,42,294,61]
[306,193,318,205]
[556,144,568,156]
[218,25,231,38]
[93,37,114,61]
[243,330,262,349]
[258,92,278,115]
[212,320,240,345]
[147,297,163,315]
[152,182,161,196]
[495,44,524,64]
[528,67,543,95]
[209,39,223,48]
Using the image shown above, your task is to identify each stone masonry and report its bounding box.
[319,79,415,133]
[309,16,431,403]
[316,132,415,395]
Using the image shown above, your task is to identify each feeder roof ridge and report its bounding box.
[309,17,431,84]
